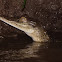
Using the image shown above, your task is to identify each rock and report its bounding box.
[0,0,62,37]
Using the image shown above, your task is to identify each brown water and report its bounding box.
[0,32,62,62]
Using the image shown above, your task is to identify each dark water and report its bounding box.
[0,32,62,62]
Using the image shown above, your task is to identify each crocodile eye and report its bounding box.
[19,17,27,23]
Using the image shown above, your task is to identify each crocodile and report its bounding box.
[0,0,62,42]
[0,16,49,42]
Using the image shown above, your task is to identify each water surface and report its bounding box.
[0,32,62,62]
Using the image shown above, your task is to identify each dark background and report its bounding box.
[0,0,62,62]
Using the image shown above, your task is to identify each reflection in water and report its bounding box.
[0,32,62,62]
[19,42,47,59]
[0,35,48,62]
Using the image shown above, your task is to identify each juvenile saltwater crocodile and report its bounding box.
[0,16,49,42]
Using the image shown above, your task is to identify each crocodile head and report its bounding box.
[0,16,49,42]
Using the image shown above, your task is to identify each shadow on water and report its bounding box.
[0,34,33,50]
[0,32,62,62]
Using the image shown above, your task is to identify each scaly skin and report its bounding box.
[0,17,49,42]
